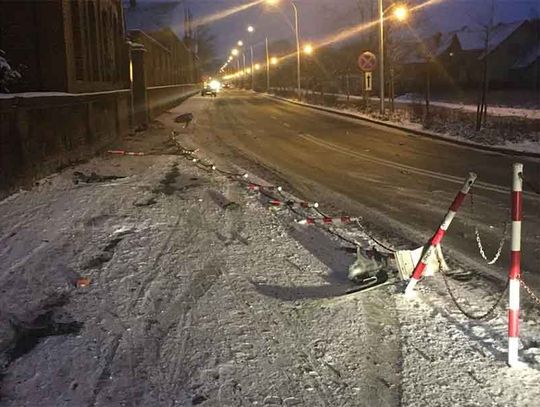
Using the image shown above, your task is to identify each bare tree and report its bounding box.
[475,0,496,131]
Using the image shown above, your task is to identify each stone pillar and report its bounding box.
[130,43,148,129]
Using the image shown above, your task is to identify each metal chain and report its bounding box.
[436,247,508,320]
[470,186,509,265]
[439,267,508,320]
[470,186,475,213]
[474,222,508,264]
[520,277,540,307]
[354,220,396,252]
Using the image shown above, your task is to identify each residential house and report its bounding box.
[397,19,539,92]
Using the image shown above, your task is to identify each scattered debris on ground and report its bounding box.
[1,95,539,406]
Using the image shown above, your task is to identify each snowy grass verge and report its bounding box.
[266,93,540,157]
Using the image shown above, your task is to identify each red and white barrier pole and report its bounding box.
[298,216,358,225]
[508,163,523,367]
[269,199,318,209]
[247,183,282,192]
[404,172,477,296]
[107,150,145,156]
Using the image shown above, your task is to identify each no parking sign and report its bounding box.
[358,51,376,92]
[358,51,377,72]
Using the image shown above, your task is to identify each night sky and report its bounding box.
[127,0,539,64]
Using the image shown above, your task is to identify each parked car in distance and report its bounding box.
[201,80,221,97]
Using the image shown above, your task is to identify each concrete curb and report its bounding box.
[265,94,540,159]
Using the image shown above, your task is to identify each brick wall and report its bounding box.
[147,84,199,119]
[0,90,131,198]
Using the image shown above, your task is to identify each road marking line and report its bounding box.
[298,133,535,198]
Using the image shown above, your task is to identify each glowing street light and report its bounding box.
[231,48,239,56]
[237,40,244,47]
[265,0,302,99]
[303,43,313,55]
[393,5,409,21]
[254,63,261,70]
[247,25,255,33]
[378,1,409,114]
[270,57,278,65]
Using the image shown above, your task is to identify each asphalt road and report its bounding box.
[191,90,540,287]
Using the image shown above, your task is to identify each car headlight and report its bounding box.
[209,80,221,91]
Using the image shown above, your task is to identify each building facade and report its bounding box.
[0,0,129,93]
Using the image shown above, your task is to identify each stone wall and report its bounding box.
[0,90,131,198]
[147,84,199,119]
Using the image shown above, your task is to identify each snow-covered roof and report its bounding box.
[455,20,525,54]
[513,43,540,69]
[398,19,530,65]
[434,33,456,56]
[124,0,184,41]
[397,33,456,65]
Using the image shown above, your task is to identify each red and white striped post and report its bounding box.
[298,216,358,225]
[508,163,523,367]
[404,172,477,296]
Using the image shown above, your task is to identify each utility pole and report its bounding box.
[250,46,254,90]
[378,0,384,115]
[292,2,301,99]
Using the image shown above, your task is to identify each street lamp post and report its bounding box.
[292,2,300,99]
[266,0,301,99]
[250,46,254,89]
[247,26,255,90]
[378,2,409,115]
[378,0,385,115]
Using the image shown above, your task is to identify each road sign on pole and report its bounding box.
[358,51,377,72]
[364,72,373,91]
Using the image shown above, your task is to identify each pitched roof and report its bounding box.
[398,19,530,65]
[454,20,526,55]
[396,33,456,64]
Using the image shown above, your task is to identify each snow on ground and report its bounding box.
[269,92,540,155]
[393,94,540,120]
[0,95,539,406]
[323,92,540,120]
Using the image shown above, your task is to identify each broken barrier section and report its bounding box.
[297,216,358,225]
[404,172,477,296]
[107,150,145,156]
[395,244,449,281]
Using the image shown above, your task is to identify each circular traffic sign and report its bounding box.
[358,51,377,72]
